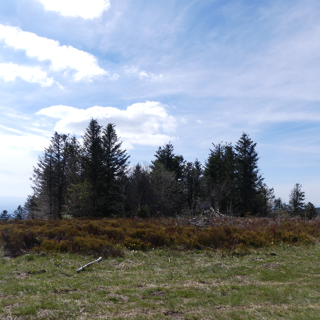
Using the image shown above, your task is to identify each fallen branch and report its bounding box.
[76,257,102,273]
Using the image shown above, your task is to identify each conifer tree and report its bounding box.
[0,210,10,221]
[204,143,235,212]
[31,132,69,219]
[234,133,263,216]
[12,205,25,220]
[289,183,305,215]
[183,160,204,214]
[151,142,184,180]
[305,202,317,220]
[126,163,151,216]
[81,119,104,216]
[101,123,130,216]
[23,195,38,219]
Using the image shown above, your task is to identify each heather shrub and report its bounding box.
[1,217,319,257]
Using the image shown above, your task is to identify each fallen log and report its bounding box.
[76,257,102,273]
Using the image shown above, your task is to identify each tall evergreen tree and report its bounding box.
[31,132,69,219]
[204,143,235,212]
[234,133,263,216]
[183,160,204,214]
[151,142,184,180]
[23,195,38,220]
[101,123,130,216]
[289,183,305,215]
[126,163,151,216]
[305,202,317,220]
[81,119,104,216]
[31,142,55,218]
[0,210,10,221]
[12,205,25,220]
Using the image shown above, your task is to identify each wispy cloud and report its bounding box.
[37,101,177,148]
[0,62,54,86]
[125,66,163,81]
[34,0,111,19]
[0,25,107,81]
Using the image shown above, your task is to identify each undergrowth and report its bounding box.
[1,217,319,258]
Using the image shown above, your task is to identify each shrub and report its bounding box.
[0,217,319,257]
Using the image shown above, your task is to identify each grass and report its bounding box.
[1,241,320,319]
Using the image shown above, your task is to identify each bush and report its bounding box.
[0,217,319,257]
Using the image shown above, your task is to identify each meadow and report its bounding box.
[0,217,320,319]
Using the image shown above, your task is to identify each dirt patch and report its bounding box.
[12,271,30,279]
[163,310,184,319]
[106,293,129,303]
[261,262,282,269]
[37,309,56,318]
[150,290,166,298]
[52,288,79,294]
[233,275,249,281]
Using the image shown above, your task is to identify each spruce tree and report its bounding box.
[234,133,263,216]
[305,202,317,220]
[126,163,151,216]
[31,132,69,219]
[289,183,305,216]
[151,142,184,180]
[204,143,235,213]
[0,210,10,221]
[101,123,130,216]
[12,205,25,220]
[81,119,104,216]
[182,160,204,214]
[23,195,38,220]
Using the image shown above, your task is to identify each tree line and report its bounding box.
[0,119,318,220]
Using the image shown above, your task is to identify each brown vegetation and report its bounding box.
[1,217,319,258]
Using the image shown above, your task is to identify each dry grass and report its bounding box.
[1,239,320,319]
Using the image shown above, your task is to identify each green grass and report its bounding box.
[1,243,320,319]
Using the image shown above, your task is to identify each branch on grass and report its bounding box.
[76,257,102,273]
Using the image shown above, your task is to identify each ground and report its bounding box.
[0,242,320,319]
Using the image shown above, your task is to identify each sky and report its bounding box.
[0,0,319,213]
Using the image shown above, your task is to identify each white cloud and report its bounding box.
[0,62,54,86]
[35,0,110,19]
[0,25,107,81]
[37,101,177,148]
[110,73,119,80]
[125,66,163,81]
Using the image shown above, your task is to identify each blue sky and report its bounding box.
[0,0,319,213]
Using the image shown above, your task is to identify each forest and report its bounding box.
[0,119,318,221]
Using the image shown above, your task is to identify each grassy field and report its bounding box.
[1,241,320,319]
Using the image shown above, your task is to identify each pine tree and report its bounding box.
[81,119,104,216]
[183,160,204,214]
[31,132,69,219]
[305,202,317,220]
[289,183,305,215]
[12,205,25,220]
[151,142,184,180]
[234,133,263,216]
[101,123,130,216]
[23,195,38,219]
[0,210,10,221]
[126,163,152,216]
[204,143,235,213]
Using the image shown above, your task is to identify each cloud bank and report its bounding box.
[35,0,111,19]
[0,62,53,86]
[37,101,177,148]
[0,25,107,81]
